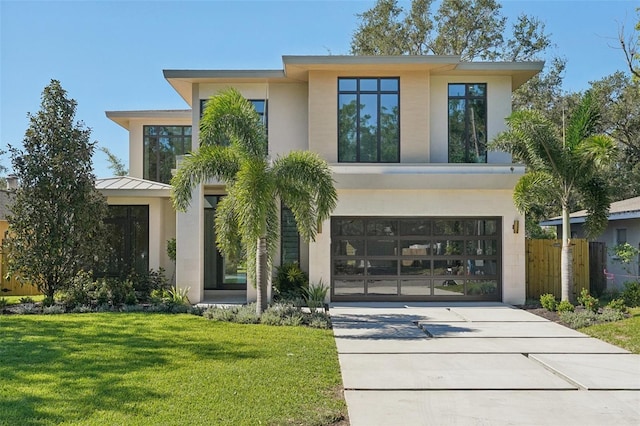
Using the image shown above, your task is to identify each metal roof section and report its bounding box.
[96,176,172,197]
[105,109,191,130]
[541,196,640,226]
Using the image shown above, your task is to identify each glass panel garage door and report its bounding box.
[331,217,501,301]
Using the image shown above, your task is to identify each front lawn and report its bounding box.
[0,313,346,425]
[0,294,45,305]
[579,307,640,354]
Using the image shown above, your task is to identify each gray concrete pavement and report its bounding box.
[330,302,640,426]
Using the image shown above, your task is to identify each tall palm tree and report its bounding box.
[171,88,337,314]
[492,92,616,302]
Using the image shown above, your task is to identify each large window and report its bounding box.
[143,126,192,183]
[200,99,267,125]
[331,217,501,301]
[338,78,399,163]
[104,205,149,277]
[448,83,487,163]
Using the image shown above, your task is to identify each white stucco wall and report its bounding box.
[308,188,526,304]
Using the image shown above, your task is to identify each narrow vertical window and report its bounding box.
[448,83,487,163]
[338,78,399,163]
[281,204,300,265]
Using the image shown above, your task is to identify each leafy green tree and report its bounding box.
[619,7,639,81]
[100,146,128,176]
[8,80,108,301]
[351,0,550,61]
[171,88,337,314]
[492,92,617,302]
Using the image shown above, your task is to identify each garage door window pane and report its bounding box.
[434,279,464,295]
[467,280,497,296]
[367,220,397,236]
[367,279,398,295]
[434,259,464,275]
[466,219,498,236]
[335,279,364,295]
[334,219,364,236]
[401,241,432,256]
[400,260,431,275]
[367,239,397,256]
[367,259,397,275]
[335,259,364,275]
[399,219,431,236]
[466,240,498,256]
[434,220,464,235]
[435,240,464,256]
[401,280,431,295]
[334,240,364,256]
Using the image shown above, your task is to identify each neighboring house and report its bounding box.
[104,55,543,305]
[541,196,640,289]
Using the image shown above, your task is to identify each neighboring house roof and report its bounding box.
[0,190,14,221]
[96,176,172,198]
[540,196,640,226]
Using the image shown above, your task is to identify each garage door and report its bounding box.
[331,217,501,301]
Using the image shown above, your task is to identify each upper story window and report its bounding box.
[199,99,267,126]
[338,78,399,163]
[143,125,192,183]
[448,83,487,163]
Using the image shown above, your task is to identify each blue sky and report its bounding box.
[1,0,638,178]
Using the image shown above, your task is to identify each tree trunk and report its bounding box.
[561,206,573,302]
[255,237,269,316]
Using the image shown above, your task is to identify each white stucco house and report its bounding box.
[541,196,640,290]
[103,55,543,305]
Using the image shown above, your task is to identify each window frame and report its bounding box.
[337,77,400,163]
[102,205,150,277]
[280,203,300,266]
[143,125,192,183]
[447,83,488,164]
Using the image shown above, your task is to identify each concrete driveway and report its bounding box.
[330,302,640,426]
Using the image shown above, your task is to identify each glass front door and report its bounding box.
[204,196,247,290]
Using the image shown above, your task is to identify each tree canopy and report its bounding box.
[8,80,107,301]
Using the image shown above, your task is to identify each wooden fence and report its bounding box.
[0,222,40,297]
[525,239,590,300]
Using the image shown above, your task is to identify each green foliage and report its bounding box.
[578,289,600,313]
[19,296,34,304]
[580,307,640,354]
[42,304,65,315]
[7,80,108,300]
[273,262,308,299]
[540,293,557,311]
[303,280,329,313]
[606,298,628,313]
[559,308,625,329]
[172,88,337,315]
[556,300,575,313]
[622,281,640,307]
[57,270,94,310]
[99,146,127,176]
[0,297,8,312]
[610,243,640,275]
[166,238,177,263]
[167,285,190,305]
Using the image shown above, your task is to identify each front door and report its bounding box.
[204,196,247,290]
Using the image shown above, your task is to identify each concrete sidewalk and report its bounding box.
[330,302,640,426]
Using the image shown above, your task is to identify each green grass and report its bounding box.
[579,307,640,354]
[0,313,346,425]
[0,294,45,305]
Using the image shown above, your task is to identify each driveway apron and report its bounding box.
[330,302,640,426]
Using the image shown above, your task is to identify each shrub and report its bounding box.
[304,280,329,313]
[260,309,285,326]
[128,268,170,303]
[556,300,575,313]
[19,296,35,304]
[42,304,65,315]
[540,293,557,311]
[0,297,8,312]
[559,308,625,329]
[599,307,626,322]
[70,305,94,313]
[233,304,260,324]
[58,270,94,310]
[203,306,237,322]
[306,312,332,329]
[577,288,600,313]
[15,304,40,314]
[281,313,304,327]
[605,298,628,313]
[273,263,308,299]
[622,281,640,307]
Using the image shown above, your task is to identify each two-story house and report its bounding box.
[104,55,543,305]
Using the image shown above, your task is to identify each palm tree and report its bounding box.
[171,88,337,314]
[492,92,616,302]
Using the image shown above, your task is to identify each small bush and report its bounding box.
[281,313,304,327]
[15,304,40,314]
[233,304,260,324]
[260,309,285,326]
[70,305,94,313]
[19,296,35,304]
[599,307,626,322]
[559,308,625,329]
[42,305,65,315]
[273,263,308,299]
[605,298,627,313]
[540,293,557,311]
[622,281,640,307]
[577,289,600,313]
[203,306,236,322]
[556,300,575,312]
[306,312,332,329]
[304,280,329,313]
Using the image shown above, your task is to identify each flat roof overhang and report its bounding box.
[163,55,544,106]
[105,109,192,130]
